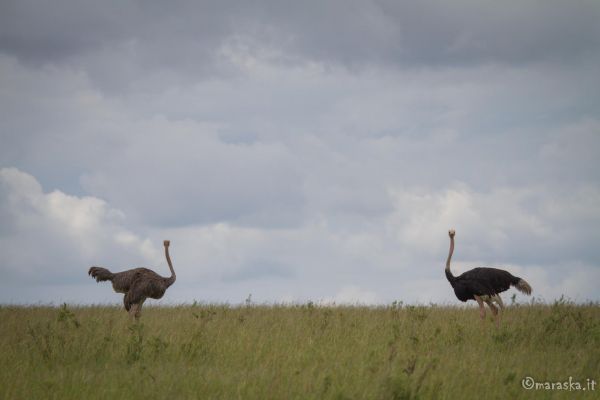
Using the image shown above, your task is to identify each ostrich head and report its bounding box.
[448,229,455,238]
[164,240,170,248]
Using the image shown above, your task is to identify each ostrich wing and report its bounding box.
[453,278,498,298]
[458,267,516,293]
[123,272,147,311]
[124,274,166,310]
[112,267,153,293]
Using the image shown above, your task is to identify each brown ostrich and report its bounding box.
[445,229,532,326]
[88,240,176,319]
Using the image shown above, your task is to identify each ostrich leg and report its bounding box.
[474,295,486,320]
[136,299,146,319]
[129,299,146,321]
[485,299,500,327]
[129,304,140,321]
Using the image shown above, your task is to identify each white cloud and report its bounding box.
[0,168,159,293]
[387,183,600,264]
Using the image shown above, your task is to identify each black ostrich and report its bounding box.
[445,229,532,326]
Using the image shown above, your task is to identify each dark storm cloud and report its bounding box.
[0,0,250,91]
[0,0,130,63]
[3,1,599,73]
[236,0,600,68]
[374,0,600,65]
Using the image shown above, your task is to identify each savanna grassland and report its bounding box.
[1,300,598,400]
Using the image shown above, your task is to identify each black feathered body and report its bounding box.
[446,267,521,302]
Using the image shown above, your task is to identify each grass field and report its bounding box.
[1,299,598,399]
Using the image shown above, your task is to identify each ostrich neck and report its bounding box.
[164,246,176,287]
[445,236,455,282]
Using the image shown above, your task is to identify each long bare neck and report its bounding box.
[164,245,176,287]
[445,235,455,282]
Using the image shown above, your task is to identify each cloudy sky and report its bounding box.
[1,0,599,306]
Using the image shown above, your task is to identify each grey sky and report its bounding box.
[1,0,599,305]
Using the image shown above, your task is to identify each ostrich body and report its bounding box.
[445,230,531,326]
[88,240,176,319]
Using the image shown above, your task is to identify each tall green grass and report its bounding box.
[1,300,598,399]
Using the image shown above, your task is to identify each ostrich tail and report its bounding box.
[88,266,114,282]
[513,278,532,295]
